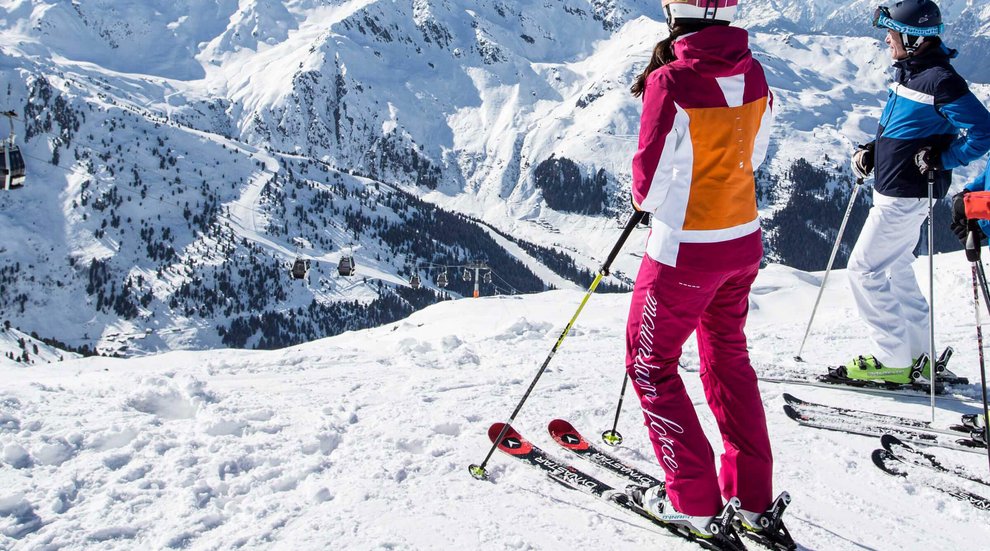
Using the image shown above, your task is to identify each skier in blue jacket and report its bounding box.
[844,0,990,384]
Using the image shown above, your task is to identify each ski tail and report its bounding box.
[873,447,990,511]
[881,434,990,487]
[783,403,984,454]
[872,449,907,477]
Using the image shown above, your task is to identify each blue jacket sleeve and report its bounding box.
[939,92,990,170]
[966,169,988,193]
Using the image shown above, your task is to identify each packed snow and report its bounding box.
[2,251,990,550]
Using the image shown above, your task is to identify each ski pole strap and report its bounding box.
[600,211,646,276]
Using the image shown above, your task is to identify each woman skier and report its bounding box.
[843,0,990,384]
[624,1,788,548]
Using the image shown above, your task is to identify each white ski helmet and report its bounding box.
[662,0,738,28]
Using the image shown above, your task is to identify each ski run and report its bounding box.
[1,255,990,549]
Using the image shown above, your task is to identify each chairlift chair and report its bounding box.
[338,256,356,277]
[1,111,25,190]
[291,258,309,280]
[483,271,493,284]
[410,274,421,289]
[436,271,448,288]
[462,269,472,282]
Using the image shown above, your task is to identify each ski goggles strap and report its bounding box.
[872,6,944,37]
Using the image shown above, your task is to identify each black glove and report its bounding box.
[852,142,875,180]
[950,190,985,246]
[631,196,650,226]
[914,146,941,175]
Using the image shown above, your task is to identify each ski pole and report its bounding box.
[966,229,990,474]
[795,178,863,362]
[601,374,629,446]
[927,170,937,423]
[469,210,647,480]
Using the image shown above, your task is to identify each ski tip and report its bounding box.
[880,433,904,452]
[781,404,802,421]
[487,422,518,441]
[871,448,907,477]
[547,418,577,437]
[781,392,802,405]
[488,422,533,455]
[548,419,590,450]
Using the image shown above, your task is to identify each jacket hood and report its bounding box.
[672,26,753,78]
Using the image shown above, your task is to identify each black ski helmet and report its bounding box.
[873,0,944,53]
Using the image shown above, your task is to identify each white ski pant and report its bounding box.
[847,191,931,368]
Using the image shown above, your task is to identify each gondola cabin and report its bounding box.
[1,111,25,190]
[462,269,472,282]
[338,256,356,277]
[483,271,492,284]
[2,145,25,190]
[291,258,309,280]
[436,271,448,288]
[409,274,421,289]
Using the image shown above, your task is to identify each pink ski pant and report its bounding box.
[625,257,772,516]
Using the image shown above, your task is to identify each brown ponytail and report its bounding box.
[631,23,709,98]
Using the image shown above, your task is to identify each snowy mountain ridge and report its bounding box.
[0,0,988,356]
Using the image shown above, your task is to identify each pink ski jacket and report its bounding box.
[632,25,773,271]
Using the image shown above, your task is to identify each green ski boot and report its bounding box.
[841,355,916,385]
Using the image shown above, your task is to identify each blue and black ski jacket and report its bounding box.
[874,42,990,199]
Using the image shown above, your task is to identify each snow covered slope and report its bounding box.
[2,253,989,550]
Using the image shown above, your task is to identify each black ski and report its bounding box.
[548,418,662,487]
[488,423,747,551]
[782,393,975,439]
[872,448,990,511]
[683,349,974,403]
[880,434,990,487]
[782,404,985,454]
[547,420,795,551]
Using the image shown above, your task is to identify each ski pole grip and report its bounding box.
[968,228,982,262]
[600,211,646,276]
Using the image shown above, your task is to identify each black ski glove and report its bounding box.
[851,142,875,180]
[950,191,985,246]
[914,146,942,175]
[631,196,650,226]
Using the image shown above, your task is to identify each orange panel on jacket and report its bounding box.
[682,98,766,231]
[964,191,990,221]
